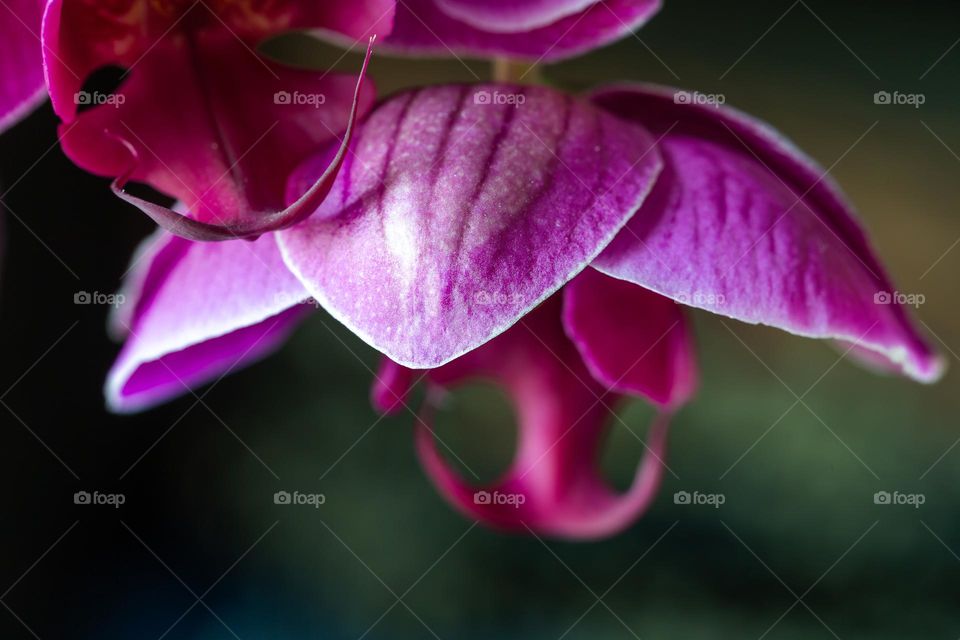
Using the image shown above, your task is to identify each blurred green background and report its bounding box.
[1,1,959,638]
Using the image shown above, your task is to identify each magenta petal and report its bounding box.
[591,84,944,383]
[42,0,390,122]
[293,0,395,43]
[0,0,45,133]
[371,358,418,415]
[107,233,311,413]
[416,297,670,539]
[384,0,661,62]
[563,268,697,409]
[278,83,662,368]
[434,0,605,32]
[108,229,180,341]
[57,28,374,240]
[42,0,144,122]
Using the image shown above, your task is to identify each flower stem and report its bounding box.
[492,58,542,84]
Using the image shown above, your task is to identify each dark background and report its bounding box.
[2,1,959,638]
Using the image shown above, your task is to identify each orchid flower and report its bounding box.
[34,0,663,241]
[383,0,662,62]
[0,0,46,134]
[107,83,661,410]
[41,0,394,240]
[106,82,942,538]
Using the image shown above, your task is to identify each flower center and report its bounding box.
[72,0,292,61]
[153,0,291,34]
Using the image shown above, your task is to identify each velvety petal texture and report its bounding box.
[563,268,696,408]
[279,83,662,368]
[107,233,311,412]
[414,294,686,539]
[0,0,45,133]
[385,0,660,62]
[590,84,943,383]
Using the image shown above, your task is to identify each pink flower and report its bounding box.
[18,0,664,239]
[41,0,395,239]
[106,82,942,537]
[107,83,662,410]
[2,0,664,138]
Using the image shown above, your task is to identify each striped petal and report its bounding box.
[278,83,662,368]
[591,84,944,383]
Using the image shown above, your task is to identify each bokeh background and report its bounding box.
[2,0,959,638]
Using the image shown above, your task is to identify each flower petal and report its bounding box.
[562,268,696,408]
[278,83,662,368]
[293,0,395,43]
[107,232,310,413]
[42,0,391,121]
[383,0,661,62]
[415,295,671,539]
[371,358,418,415]
[0,0,45,133]
[433,0,605,32]
[55,24,374,240]
[43,0,158,122]
[590,84,944,383]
